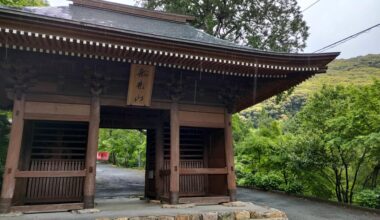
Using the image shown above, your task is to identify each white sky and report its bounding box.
[48,0,380,58]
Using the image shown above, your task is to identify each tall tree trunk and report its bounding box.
[344,163,349,203]
[333,167,342,202]
[349,149,368,203]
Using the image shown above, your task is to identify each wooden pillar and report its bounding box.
[169,102,180,204]
[224,110,237,201]
[155,119,164,199]
[0,95,25,213]
[83,96,100,209]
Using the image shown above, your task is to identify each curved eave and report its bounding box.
[0,7,340,68]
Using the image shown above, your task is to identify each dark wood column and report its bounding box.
[224,109,237,201]
[155,118,164,199]
[0,95,25,213]
[169,102,180,204]
[83,96,100,208]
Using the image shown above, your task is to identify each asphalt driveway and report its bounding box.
[96,163,380,220]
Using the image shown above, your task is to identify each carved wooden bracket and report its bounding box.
[2,63,37,100]
[84,66,109,97]
[166,75,184,102]
[218,82,241,113]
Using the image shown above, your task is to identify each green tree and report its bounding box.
[99,129,146,168]
[0,0,47,7]
[289,81,380,203]
[139,0,309,52]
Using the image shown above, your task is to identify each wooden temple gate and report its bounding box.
[0,0,338,213]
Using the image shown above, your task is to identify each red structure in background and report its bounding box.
[97,152,110,161]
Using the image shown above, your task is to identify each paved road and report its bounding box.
[237,188,379,220]
[96,163,145,198]
[96,164,380,220]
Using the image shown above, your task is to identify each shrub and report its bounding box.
[254,173,283,190]
[354,189,380,208]
[282,182,304,194]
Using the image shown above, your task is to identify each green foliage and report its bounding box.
[0,0,47,7]
[281,181,303,194]
[354,189,380,208]
[235,77,380,208]
[139,0,308,52]
[99,129,146,168]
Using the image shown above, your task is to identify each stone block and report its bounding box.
[249,211,264,219]
[176,214,191,220]
[263,210,287,218]
[74,208,100,214]
[234,210,250,220]
[222,201,247,207]
[0,212,23,217]
[218,212,234,220]
[150,200,162,204]
[190,214,201,220]
[202,212,218,220]
[162,204,195,209]
[158,216,175,220]
[141,216,158,220]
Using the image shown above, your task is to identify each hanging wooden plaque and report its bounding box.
[127,64,155,106]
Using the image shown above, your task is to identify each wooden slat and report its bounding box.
[15,171,86,178]
[179,168,227,175]
[10,203,84,213]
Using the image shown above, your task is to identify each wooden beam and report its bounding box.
[224,110,237,202]
[155,119,164,199]
[83,96,100,209]
[0,95,25,213]
[10,203,83,213]
[179,111,224,128]
[179,168,227,175]
[169,102,180,204]
[15,171,86,178]
[24,113,90,122]
[178,196,230,205]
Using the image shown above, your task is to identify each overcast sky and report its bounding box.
[48,0,380,59]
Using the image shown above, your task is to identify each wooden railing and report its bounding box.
[17,159,85,203]
[161,160,227,197]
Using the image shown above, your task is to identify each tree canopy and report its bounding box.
[139,0,309,52]
[235,81,380,208]
[0,0,47,7]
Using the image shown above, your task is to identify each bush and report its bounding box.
[254,173,283,190]
[354,189,380,208]
[282,182,304,194]
[237,172,255,186]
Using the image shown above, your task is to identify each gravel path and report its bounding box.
[96,163,380,220]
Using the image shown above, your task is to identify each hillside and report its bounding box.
[241,54,380,119]
[294,54,380,96]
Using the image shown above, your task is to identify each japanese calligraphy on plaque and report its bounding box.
[127,64,155,106]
